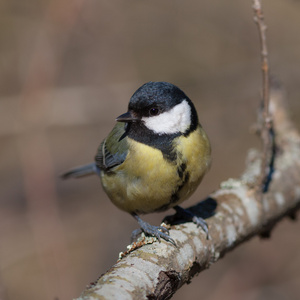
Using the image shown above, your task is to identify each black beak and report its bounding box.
[116,111,139,123]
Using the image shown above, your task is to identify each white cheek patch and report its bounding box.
[142,100,191,134]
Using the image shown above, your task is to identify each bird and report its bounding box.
[62,81,211,245]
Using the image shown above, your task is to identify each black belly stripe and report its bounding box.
[155,167,190,212]
[170,171,190,204]
[177,162,187,179]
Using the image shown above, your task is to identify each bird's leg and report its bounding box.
[173,206,210,239]
[131,214,176,246]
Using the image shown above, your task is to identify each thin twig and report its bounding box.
[252,0,274,194]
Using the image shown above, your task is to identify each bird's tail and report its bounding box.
[61,163,100,179]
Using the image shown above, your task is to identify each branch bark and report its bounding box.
[76,86,300,300]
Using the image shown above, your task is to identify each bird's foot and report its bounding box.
[164,206,210,240]
[132,214,176,246]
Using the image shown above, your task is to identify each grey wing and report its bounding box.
[95,140,126,170]
[95,122,128,171]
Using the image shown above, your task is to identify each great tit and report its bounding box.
[62,81,211,244]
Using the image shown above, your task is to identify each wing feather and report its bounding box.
[95,122,129,171]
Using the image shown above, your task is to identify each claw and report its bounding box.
[191,215,210,239]
[172,206,210,239]
[132,214,176,246]
[131,228,143,243]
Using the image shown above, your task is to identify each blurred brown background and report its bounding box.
[1,0,300,299]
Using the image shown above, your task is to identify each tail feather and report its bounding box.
[61,163,100,179]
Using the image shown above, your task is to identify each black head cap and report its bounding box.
[128,81,197,120]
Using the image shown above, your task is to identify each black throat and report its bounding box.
[126,122,180,162]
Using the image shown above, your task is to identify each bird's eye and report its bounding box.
[149,107,159,116]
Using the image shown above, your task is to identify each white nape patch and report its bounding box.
[142,100,191,134]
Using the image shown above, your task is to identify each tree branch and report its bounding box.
[76,86,300,300]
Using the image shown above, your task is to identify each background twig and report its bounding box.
[252,0,274,194]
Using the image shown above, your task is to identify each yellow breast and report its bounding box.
[100,125,211,214]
